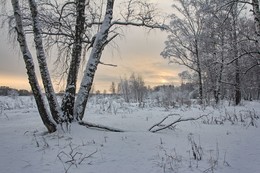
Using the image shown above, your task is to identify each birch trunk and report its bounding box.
[28,0,63,124]
[74,0,115,120]
[11,0,56,132]
[252,0,260,47]
[62,0,86,122]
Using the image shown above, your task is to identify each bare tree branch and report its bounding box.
[111,21,166,30]
[99,61,117,67]
[149,114,206,133]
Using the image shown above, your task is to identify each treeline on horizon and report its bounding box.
[0,86,32,96]
[0,84,180,97]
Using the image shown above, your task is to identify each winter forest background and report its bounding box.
[0,0,260,173]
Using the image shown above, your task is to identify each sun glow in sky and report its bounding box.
[160,79,168,84]
[0,75,28,90]
[0,0,184,92]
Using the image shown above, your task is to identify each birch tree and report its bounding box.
[202,0,235,104]
[162,0,259,105]
[11,0,57,132]
[7,0,165,132]
[61,0,88,122]
[252,0,260,45]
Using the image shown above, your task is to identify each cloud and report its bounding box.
[0,0,184,92]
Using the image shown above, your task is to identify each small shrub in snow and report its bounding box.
[188,133,203,161]
[155,147,183,173]
[0,101,9,120]
[201,107,259,127]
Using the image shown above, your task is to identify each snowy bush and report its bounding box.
[0,96,36,110]
[87,95,134,115]
[202,107,259,127]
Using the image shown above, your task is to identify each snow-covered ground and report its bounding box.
[0,96,259,173]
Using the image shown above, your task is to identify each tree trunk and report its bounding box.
[28,0,63,124]
[74,0,115,120]
[61,0,87,122]
[198,70,203,104]
[195,40,203,105]
[215,63,224,104]
[258,83,260,100]
[214,30,225,104]
[251,1,260,101]
[252,0,260,47]
[234,59,241,105]
[232,2,241,105]
[11,0,56,133]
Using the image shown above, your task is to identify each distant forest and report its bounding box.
[0,86,31,96]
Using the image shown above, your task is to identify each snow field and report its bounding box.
[0,96,259,173]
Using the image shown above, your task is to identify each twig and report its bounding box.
[78,150,97,165]
[57,142,97,173]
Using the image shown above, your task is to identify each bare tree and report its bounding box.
[29,0,63,123]
[118,73,146,104]
[118,76,130,103]
[61,0,88,122]
[129,73,146,104]
[7,0,165,132]
[161,0,206,104]
[11,0,56,132]
[110,82,116,95]
[162,0,259,105]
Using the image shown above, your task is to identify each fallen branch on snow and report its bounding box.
[149,114,206,133]
[78,121,124,132]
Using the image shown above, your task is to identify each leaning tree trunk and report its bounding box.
[74,0,115,120]
[28,0,63,124]
[11,0,56,133]
[61,0,87,122]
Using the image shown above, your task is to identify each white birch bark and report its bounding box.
[74,0,115,120]
[11,0,56,132]
[252,0,260,47]
[28,0,63,124]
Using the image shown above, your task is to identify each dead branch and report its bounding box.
[78,121,124,132]
[99,61,117,67]
[148,113,180,131]
[149,114,206,133]
[112,21,166,30]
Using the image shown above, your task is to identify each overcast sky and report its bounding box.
[0,0,185,92]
